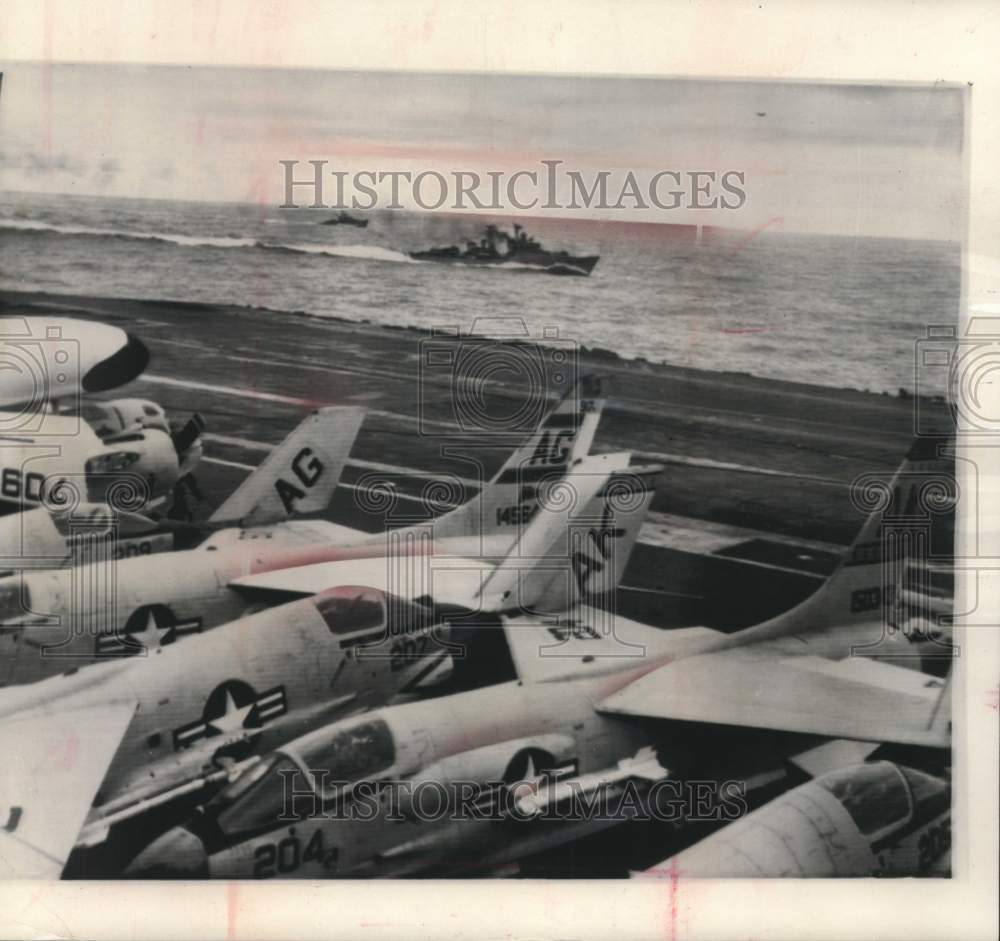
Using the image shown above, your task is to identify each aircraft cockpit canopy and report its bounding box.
[213,755,294,838]
[213,716,397,838]
[313,585,437,644]
[817,760,947,841]
[313,586,387,639]
[291,715,397,800]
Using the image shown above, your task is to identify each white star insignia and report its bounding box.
[133,611,171,651]
[207,690,257,739]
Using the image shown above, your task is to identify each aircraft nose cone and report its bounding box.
[126,826,208,879]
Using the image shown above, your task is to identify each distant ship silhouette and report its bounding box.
[321,211,369,228]
[409,223,598,276]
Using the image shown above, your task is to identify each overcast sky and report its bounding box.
[0,61,966,239]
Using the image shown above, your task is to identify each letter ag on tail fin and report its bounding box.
[209,407,365,527]
[431,375,606,545]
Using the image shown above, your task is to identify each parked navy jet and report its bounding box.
[1,316,203,518]
[126,439,952,879]
[639,758,951,877]
[0,406,364,682]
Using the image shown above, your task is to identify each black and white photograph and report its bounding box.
[0,3,997,940]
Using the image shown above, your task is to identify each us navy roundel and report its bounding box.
[172,679,287,758]
[501,748,577,785]
[95,603,202,657]
[488,747,578,819]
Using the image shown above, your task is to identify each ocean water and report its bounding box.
[0,191,959,396]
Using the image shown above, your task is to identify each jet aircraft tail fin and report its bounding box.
[430,376,605,548]
[209,407,365,528]
[742,435,956,645]
[474,452,659,616]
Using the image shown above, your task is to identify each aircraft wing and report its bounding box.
[502,606,722,684]
[0,700,136,877]
[229,553,501,607]
[597,650,950,749]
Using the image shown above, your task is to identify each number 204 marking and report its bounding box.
[252,829,337,878]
